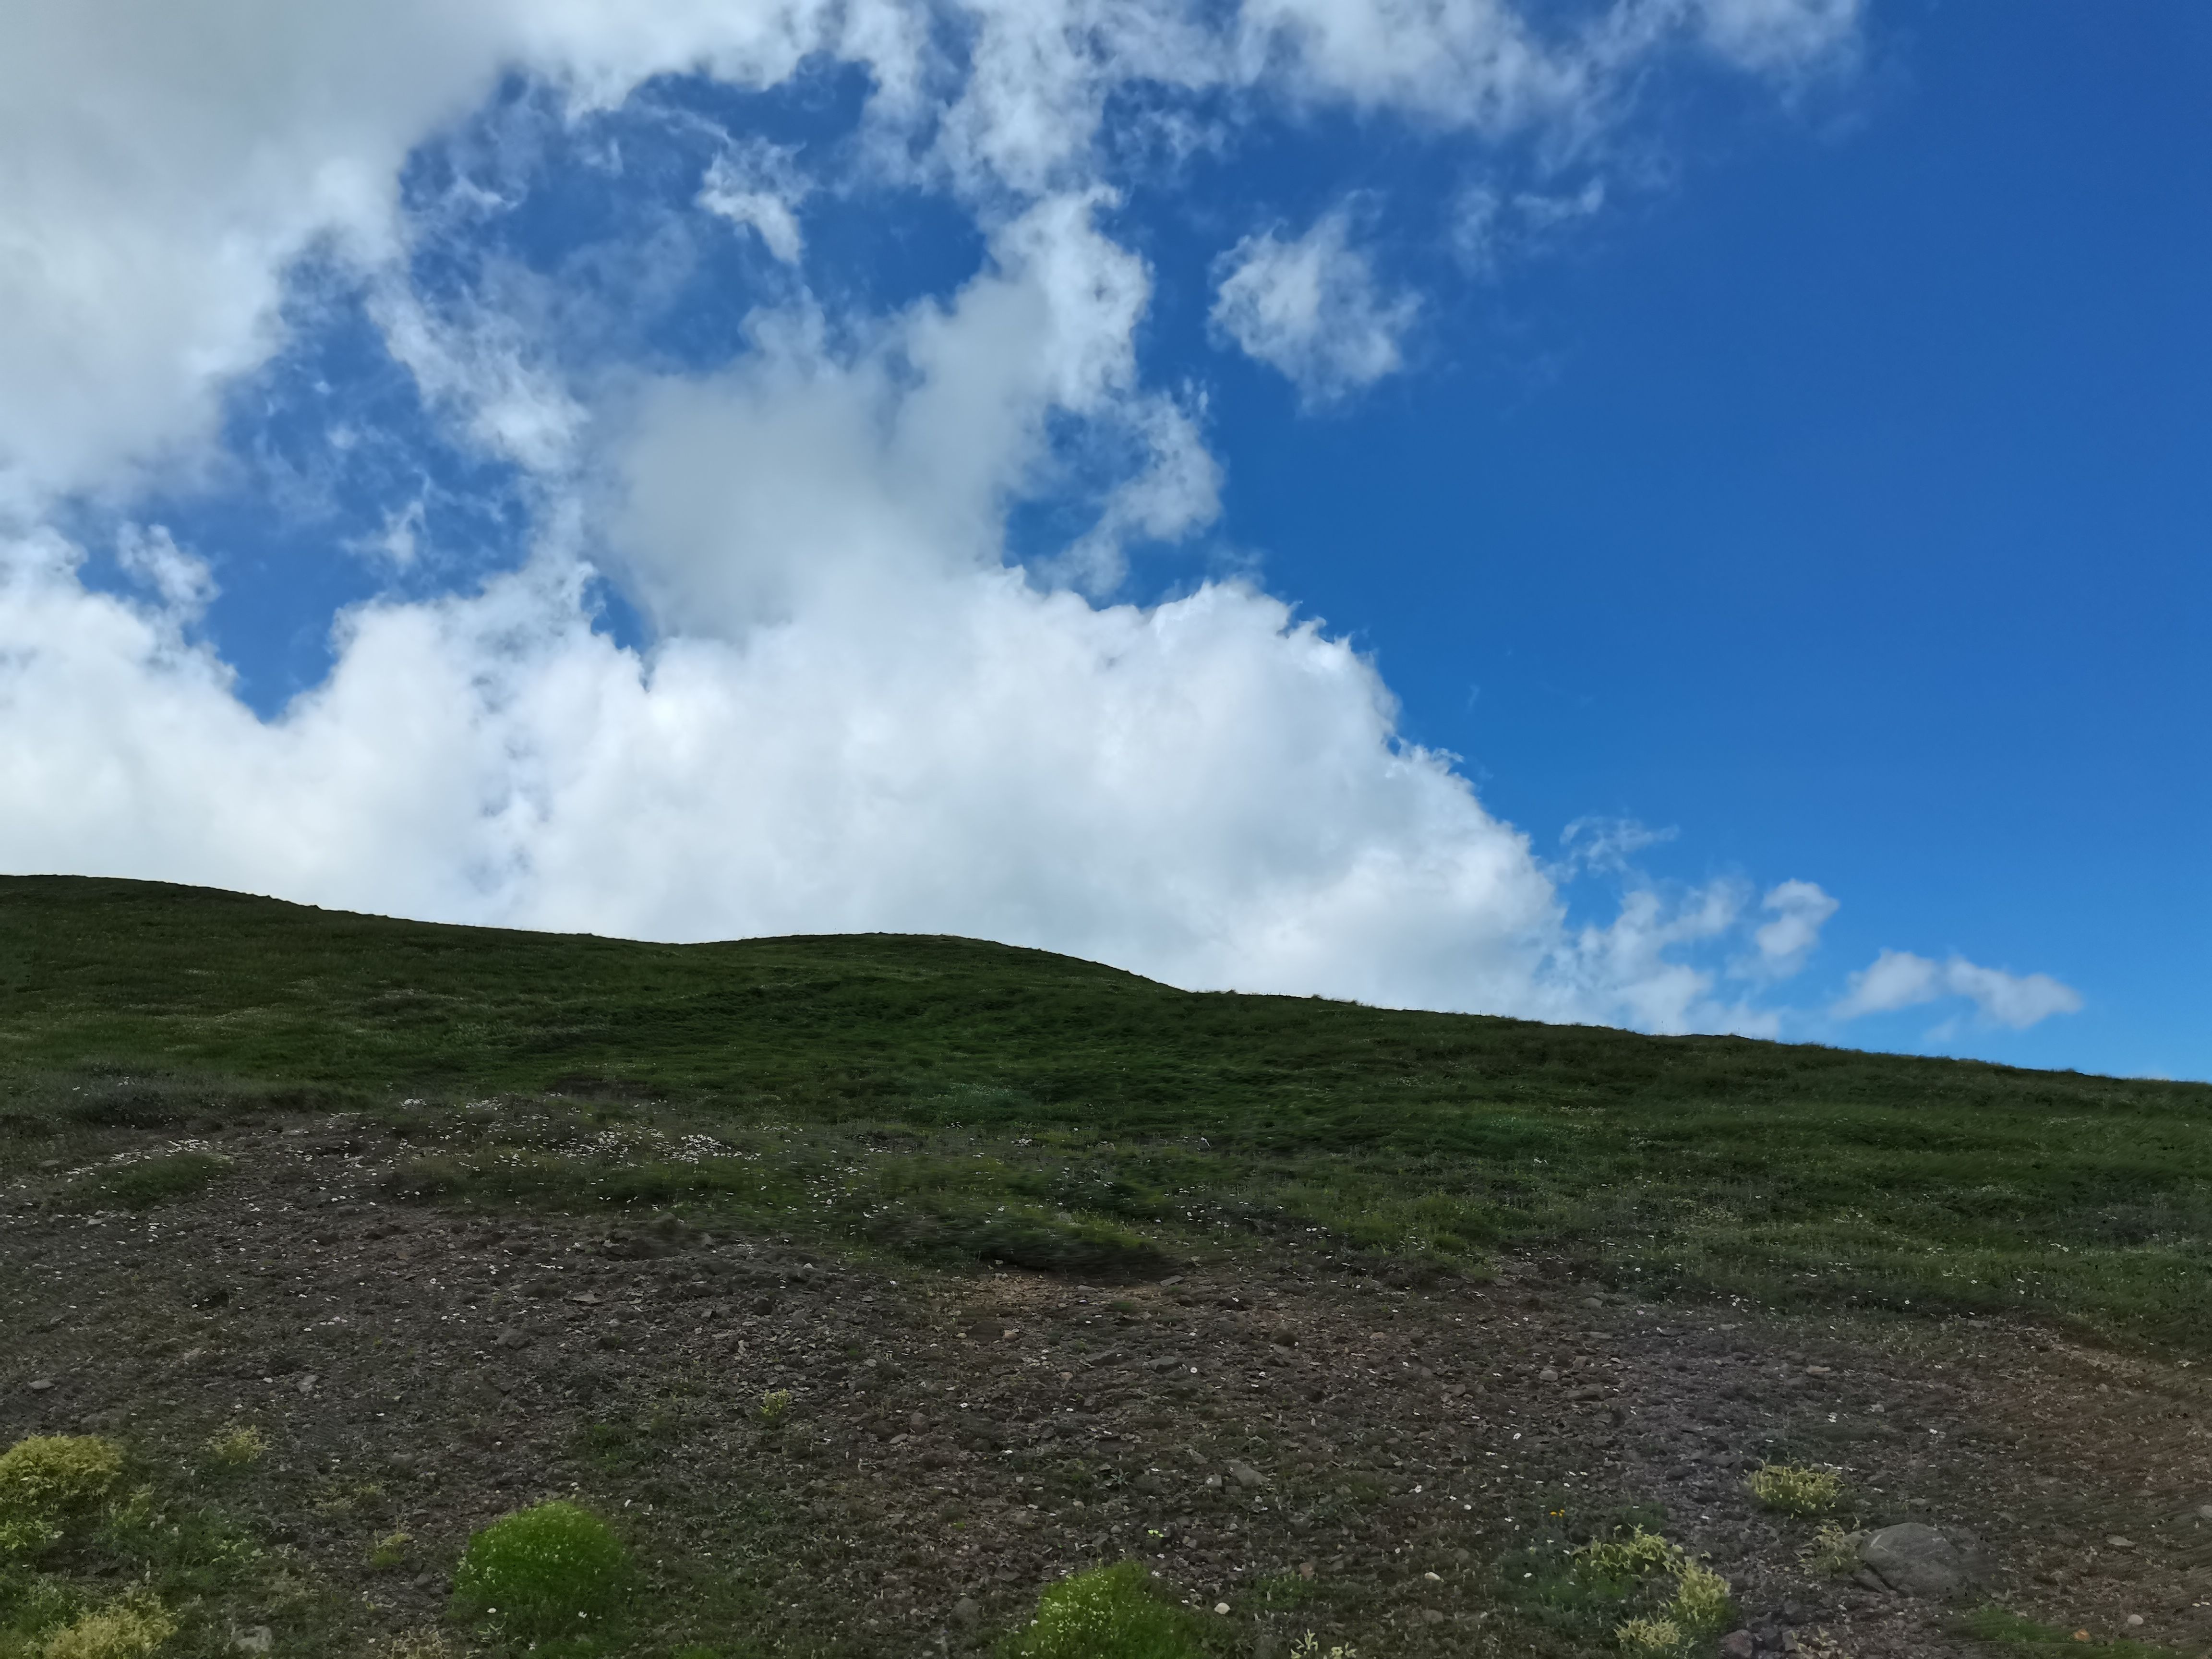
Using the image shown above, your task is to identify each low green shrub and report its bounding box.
[1614,1616,1685,1657]
[0,1436,125,1556]
[1562,1527,1733,1656]
[1746,1463,1844,1516]
[1668,1563,1733,1635]
[200,1427,265,1469]
[37,1592,176,1659]
[1002,1562,1208,1659]
[368,1530,412,1571]
[449,1500,634,1644]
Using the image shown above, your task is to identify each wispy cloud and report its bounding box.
[1833,949,2083,1031]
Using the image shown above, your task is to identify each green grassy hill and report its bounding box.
[3,875,2206,1349]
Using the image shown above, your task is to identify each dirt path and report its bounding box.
[4,1118,2208,1657]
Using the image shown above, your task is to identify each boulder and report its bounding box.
[1860,1523,1980,1599]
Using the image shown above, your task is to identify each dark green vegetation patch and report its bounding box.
[2,876,2208,1349]
[450,1499,636,1650]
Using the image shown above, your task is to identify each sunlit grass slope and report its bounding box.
[2,876,2205,1348]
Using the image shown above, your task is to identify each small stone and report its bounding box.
[1421,1609,1444,1624]
[1229,1461,1266,1489]
[295,1373,317,1394]
[26,1379,53,1393]
[2105,1536,2134,1550]
[2199,1504,2212,1521]
[1719,1631,1757,1659]
[232,1626,274,1655]
[2127,1615,2145,1628]
[1537,1367,1559,1382]
[1214,1602,1231,1615]
[1422,1571,1441,1582]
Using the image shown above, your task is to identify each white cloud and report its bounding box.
[1557,815,1678,876]
[1211,210,1419,404]
[0,0,1903,1043]
[0,171,1847,1033]
[1833,949,2083,1031]
[1747,878,1837,980]
[0,520,1689,1022]
[0,0,1863,511]
[699,139,811,264]
[1691,0,1862,75]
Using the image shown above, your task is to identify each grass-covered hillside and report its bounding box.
[2,876,2206,1350]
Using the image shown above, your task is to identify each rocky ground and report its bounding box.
[4,1116,2210,1657]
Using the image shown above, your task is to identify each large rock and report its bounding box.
[1860,1523,1979,1599]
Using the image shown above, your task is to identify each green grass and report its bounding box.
[60,1151,228,1210]
[1955,1605,2191,1657]
[2,876,2209,1349]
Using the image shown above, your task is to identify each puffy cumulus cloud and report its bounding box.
[1211,211,1419,404]
[1746,878,1838,980]
[604,192,1216,628]
[1833,949,2083,1031]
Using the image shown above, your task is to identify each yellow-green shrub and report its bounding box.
[1615,1616,1684,1656]
[39,1594,177,1659]
[1667,1562,1732,1635]
[201,1427,265,1468]
[1747,1463,1844,1516]
[0,1436,125,1555]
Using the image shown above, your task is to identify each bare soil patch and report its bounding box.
[5,1117,2209,1657]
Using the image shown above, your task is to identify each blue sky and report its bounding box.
[0,0,2202,1077]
